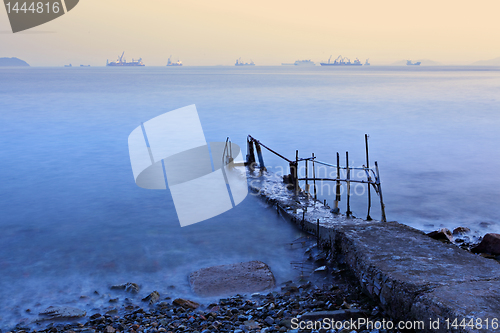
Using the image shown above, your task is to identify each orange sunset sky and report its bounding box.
[1,0,499,66]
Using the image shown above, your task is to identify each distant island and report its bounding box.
[0,57,30,67]
[471,56,500,66]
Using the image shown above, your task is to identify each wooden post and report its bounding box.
[375,161,387,222]
[365,134,372,221]
[312,153,317,200]
[346,151,352,217]
[333,152,341,214]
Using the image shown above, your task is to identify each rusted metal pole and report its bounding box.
[298,178,372,184]
[375,161,387,222]
[246,138,256,169]
[312,153,317,200]
[305,158,309,195]
[247,135,293,163]
[317,219,320,248]
[295,150,299,196]
[255,142,266,171]
[289,162,296,190]
[333,152,340,214]
[346,151,352,217]
[365,134,372,221]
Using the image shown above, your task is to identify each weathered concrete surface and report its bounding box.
[338,222,500,322]
[189,260,276,297]
[411,281,500,333]
[247,169,500,332]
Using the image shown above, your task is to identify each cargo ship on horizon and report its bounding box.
[320,55,362,66]
[167,56,182,66]
[406,60,421,66]
[281,59,316,66]
[107,52,145,66]
[235,58,255,66]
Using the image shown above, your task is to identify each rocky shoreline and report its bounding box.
[6,227,500,333]
[8,276,393,333]
[5,237,399,333]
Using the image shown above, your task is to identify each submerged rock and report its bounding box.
[110,282,140,293]
[142,291,160,305]
[453,226,471,235]
[172,298,200,309]
[39,306,86,320]
[314,266,327,272]
[427,228,453,242]
[472,233,500,255]
[189,260,276,297]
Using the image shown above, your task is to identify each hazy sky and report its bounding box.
[1,0,499,66]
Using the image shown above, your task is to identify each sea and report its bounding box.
[0,65,499,328]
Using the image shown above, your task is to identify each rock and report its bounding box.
[189,260,276,297]
[314,266,327,272]
[105,308,117,315]
[39,306,86,320]
[453,227,470,235]
[280,318,293,328]
[281,285,299,293]
[244,319,260,329]
[105,326,115,333]
[89,313,102,320]
[110,282,140,293]
[299,309,367,322]
[142,291,160,304]
[172,298,200,309]
[472,233,500,255]
[427,228,453,242]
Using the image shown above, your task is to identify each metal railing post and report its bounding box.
[295,150,299,195]
[365,134,372,221]
[375,161,387,222]
[332,152,341,214]
[255,142,266,171]
[346,151,352,217]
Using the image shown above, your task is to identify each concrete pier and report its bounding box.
[247,169,500,333]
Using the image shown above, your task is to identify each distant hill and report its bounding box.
[390,59,442,66]
[470,57,500,66]
[0,57,30,67]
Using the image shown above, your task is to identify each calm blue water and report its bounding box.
[1,66,500,327]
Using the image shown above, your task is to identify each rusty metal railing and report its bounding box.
[246,134,386,222]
